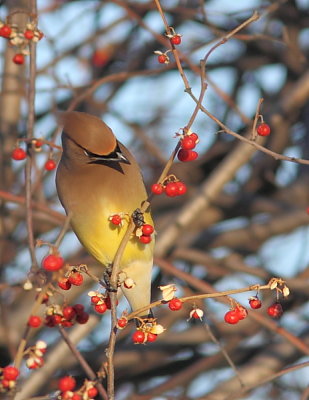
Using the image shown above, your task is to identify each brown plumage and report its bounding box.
[56,111,154,314]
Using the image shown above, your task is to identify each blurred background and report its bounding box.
[0,1,309,399]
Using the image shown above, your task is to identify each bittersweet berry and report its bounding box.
[58,277,71,290]
[165,182,179,197]
[91,295,101,304]
[73,304,85,314]
[171,34,181,45]
[24,29,34,40]
[117,318,128,329]
[257,123,271,136]
[88,387,98,398]
[58,376,76,392]
[176,181,187,195]
[68,272,83,286]
[0,25,12,38]
[132,330,145,343]
[28,315,42,328]
[42,254,64,271]
[44,159,56,171]
[94,302,107,314]
[181,136,196,150]
[75,311,89,324]
[11,147,26,160]
[2,366,19,381]
[151,183,164,195]
[158,54,168,64]
[13,54,25,65]
[267,302,283,319]
[168,297,183,311]
[110,214,122,225]
[249,296,262,309]
[146,332,157,342]
[235,305,248,320]
[139,234,152,244]
[62,306,76,321]
[224,310,240,324]
[142,224,154,235]
[177,149,198,162]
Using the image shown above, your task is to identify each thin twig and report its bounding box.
[58,326,108,400]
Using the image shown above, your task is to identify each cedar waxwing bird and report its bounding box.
[56,111,154,316]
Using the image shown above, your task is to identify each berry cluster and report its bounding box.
[224,296,284,325]
[0,366,19,392]
[132,321,164,344]
[154,27,182,64]
[44,304,89,327]
[25,340,47,370]
[11,139,57,171]
[88,291,117,314]
[58,270,84,290]
[177,132,199,162]
[0,19,43,65]
[137,223,155,244]
[151,176,187,197]
[58,376,98,400]
[109,213,155,244]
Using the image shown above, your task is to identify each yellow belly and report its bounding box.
[71,205,154,269]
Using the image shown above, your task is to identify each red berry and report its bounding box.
[142,224,154,235]
[189,132,199,143]
[235,305,248,320]
[62,306,76,321]
[176,181,187,195]
[158,54,168,64]
[165,182,179,197]
[117,318,128,329]
[0,25,12,38]
[73,304,85,314]
[3,366,19,381]
[139,235,152,244]
[151,183,164,195]
[13,53,25,65]
[42,254,64,271]
[91,295,101,304]
[146,332,157,342]
[76,311,89,324]
[132,330,145,343]
[72,394,82,400]
[24,29,34,40]
[28,315,42,328]
[171,34,181,45]
[177,149,198,162]
[224,310,240,324]
[88,387,98,398]
[257,123,271,136]
[58,277,71,290]
[44,159,56,171]
[110,214,122,225]
[61,320,74,327]
[11,147,26,160]
[58,376,76,392]
[105,296,118,309]
[34,139,44,148]
[68,272,83,286]
[249,297,262,309]
[168,298,183,311]
[181,136,196,150]
[267,302,283,319]
[94,302,107,314]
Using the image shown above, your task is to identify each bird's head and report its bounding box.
[59,111,130,165]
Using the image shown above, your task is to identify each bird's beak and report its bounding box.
[116,151,130,164]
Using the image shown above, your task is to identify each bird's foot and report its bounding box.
[132,208,145,227]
